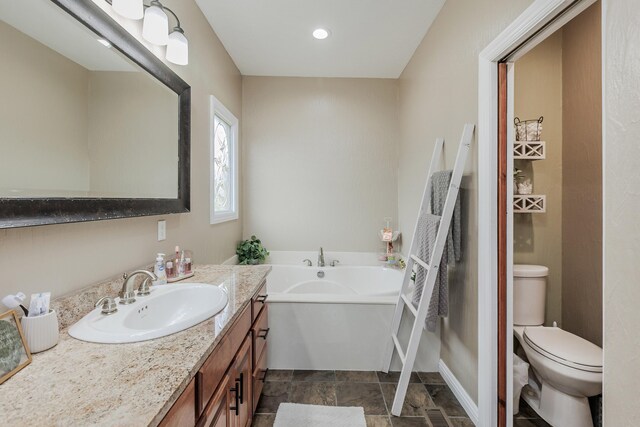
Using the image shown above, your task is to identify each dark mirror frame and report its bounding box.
[0,0,190,229]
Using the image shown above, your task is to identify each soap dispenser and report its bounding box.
[153,253,168,286]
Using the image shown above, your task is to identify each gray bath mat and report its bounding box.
[274,403,366,427]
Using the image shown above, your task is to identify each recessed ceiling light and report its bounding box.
[97,38,112,48]
[312,28,330,40]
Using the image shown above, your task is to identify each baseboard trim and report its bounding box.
[438,359,479,425]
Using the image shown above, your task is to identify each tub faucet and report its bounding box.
[318,247,325,267]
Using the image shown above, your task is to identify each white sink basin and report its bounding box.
[69,283,228,344]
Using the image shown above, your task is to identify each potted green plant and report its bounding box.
[236,235,269,265]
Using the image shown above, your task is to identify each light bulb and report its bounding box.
[166,30,189,65]
[312,28,330,40]
[142,4,169,45]
[112,0,143,20]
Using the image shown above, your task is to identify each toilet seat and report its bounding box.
[523,327,602,373]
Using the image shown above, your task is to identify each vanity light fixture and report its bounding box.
[142,1,169,45]
[312,28,330,40]
[106,0,189,65]
[166,27,189,66]
[112,0,143,20]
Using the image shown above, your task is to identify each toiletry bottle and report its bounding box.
[166,260,175,278]
[174,246,182,277]
[178,250,186,276]
[153,253,167,286]
[185,256,192,274]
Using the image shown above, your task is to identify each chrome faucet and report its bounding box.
[318,247,325,267]
[119,270,157,305]
[95,296,118,315]
[302,259,313,267]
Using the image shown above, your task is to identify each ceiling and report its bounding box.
[0,0,135,72]
[195,0,446,78]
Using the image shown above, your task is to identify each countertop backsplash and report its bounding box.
[51,265,152,330]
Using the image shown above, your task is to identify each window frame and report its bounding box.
[209,95,239,224]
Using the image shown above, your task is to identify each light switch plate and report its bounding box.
[157,220,166,241]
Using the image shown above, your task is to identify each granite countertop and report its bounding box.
[0,264,271,427]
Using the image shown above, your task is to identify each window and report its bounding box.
[210,95,238,224]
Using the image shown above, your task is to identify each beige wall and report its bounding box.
[242,77,398,252]
[603,0,640,423]
[398,0,533,403]
[562,2,602,347]
[0,0,242,306]
[87,71,178,198]
[0,20,90,195]
[514,32,564,327]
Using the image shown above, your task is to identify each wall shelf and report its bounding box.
[514,195,546,213]
[514,140,546,160]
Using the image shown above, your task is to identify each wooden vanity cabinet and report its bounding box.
[162,280,268,427]
[196,375,230,427]
[252,282,268,323]
[198,336,252,427]
[230,336,253,427]
[159,378,197,427]
[252,342,268,413]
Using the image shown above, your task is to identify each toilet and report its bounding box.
[513,264,602,427]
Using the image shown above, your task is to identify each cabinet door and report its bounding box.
[229,335,253,427]
[160,378,196,427]
[197,374,230,427]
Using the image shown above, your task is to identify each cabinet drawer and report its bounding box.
[197,306,251,416]
[252,342,268,413]
[251,281,267,322]
[252,305,269,367]
[160,378,196,427]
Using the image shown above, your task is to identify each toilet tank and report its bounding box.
[513,264,549,326]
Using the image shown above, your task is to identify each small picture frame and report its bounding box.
[0,310,32,384]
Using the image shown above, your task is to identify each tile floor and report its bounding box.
[252,370,474,427]
[513,399,552,427]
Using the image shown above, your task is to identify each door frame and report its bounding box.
[476,0,598,425]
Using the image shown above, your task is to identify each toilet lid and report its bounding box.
[524,327,603,373]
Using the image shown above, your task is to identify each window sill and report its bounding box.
[210,212,239,225]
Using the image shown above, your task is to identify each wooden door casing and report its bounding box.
[497,61,508,427]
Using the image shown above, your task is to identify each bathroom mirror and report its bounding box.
[0,0,190,228]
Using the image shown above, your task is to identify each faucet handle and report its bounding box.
[302,259,312,267]
[330,260,340,267]
[95,297,118,315]
[138,278,152,296]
